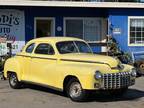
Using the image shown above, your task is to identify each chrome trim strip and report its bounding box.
[21,80,63,92]
[60,59,111,67]
[17,55,31,58]
[31,56,57,60]
[17,55,57,60]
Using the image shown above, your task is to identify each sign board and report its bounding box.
[0,9,25,55]
[113,28,121,35]
[0,37,7,56]
[0,43,7,56]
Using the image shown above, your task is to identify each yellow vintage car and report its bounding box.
[4,37,136,101]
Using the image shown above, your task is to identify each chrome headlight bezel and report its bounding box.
[131,68,137,77]
[94,71,102,80]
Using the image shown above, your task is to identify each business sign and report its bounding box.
[0,37,7,56]
[0,9,25,55]
[113,28,121,35]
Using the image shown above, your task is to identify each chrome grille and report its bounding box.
[102,72,135,89]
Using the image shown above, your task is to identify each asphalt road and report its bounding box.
[0,77,144,108]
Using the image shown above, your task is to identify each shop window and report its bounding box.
[66,20,83,39]
[84,19,101,42]
[65,18,103,43]
[129,18,144,45]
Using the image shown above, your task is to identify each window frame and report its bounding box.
[34,43,55,55]
[63,17,104,43]
[128,16,144,46]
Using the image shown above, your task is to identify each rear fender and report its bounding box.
[4,57,23,81]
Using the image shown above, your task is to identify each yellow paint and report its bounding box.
[4,37,135,90]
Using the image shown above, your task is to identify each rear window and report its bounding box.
[25,43,35,53]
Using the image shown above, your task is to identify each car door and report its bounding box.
[21,43,35,81]
[29,43,58,86]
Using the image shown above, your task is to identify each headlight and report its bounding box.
[94,71,102,80]
[131,68,137,77]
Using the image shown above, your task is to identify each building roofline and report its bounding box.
[0,1,144,8]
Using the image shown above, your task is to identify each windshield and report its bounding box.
[56,41,92,54]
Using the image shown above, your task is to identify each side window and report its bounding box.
[25,43,35,53]
[35,43,55,55]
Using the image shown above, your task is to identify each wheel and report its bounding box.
[66,78,87,102]
[134,60,144,76]
[138,62,144,75]
[9,73,22,89]
[109,87,128,96]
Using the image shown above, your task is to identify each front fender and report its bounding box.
[4,57,23,81]
[61,63,111,90]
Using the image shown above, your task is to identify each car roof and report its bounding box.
[29,37,85,43]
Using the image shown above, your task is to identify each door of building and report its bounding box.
[35,18,55,38]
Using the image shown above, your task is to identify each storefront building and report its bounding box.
[0,1,144,56]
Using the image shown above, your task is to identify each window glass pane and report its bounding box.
[129,18,144,44]
[36,19,53,38]
[130,32,135,38]
[136,27,141,31]
[48,46,55,55]
[56,41,92,54]
[84,19,101,41]
[142,32,144,37]
[35,44,54,55]
[142,27,144,31]
[130,27,135,31]
[56,41,78,54]
[130,37,135,44]
[141,19,144,31]
[136,20,142,27]
[66,20,83,39]
[136,32,142,38]
[65,18,103,42]
[136,38,141,41]
[130,19,136,27]
[26,43,35,53]
[75,41,92,53]
[135,38,142,44]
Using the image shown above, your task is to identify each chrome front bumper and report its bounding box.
[100,72,135,89]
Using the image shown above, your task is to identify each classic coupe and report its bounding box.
[4,37,136,101]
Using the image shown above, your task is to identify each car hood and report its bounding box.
[60,53,118,68]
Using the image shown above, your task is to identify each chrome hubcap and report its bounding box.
[69,82,82,98]
[140,64,144,70]
[10,74,17,86]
